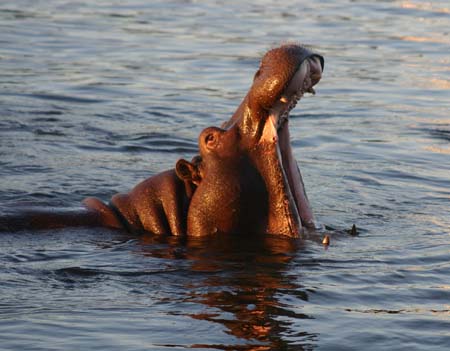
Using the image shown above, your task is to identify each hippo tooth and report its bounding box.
[280,95,289,103]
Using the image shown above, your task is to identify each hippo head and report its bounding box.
[178,125,269,236]
[223,44,324,237]
[176,126,241,192]
[177,44,324,238]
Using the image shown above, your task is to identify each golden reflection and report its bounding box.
[401,1,450,14]
[399,35,450,45]
[136,233,314,350]
[425,145,450,154]
[430,78,450,90]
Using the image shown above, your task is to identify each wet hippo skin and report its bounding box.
[186,126,268,236]
[223,45,324,236]
[217,44,324,237]
[83,157,201,235]
[100,44,325,237]
[0,44,324,237]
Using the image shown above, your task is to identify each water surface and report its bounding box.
[1,1,449,350]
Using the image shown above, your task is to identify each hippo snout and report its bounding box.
[309,55,324,87]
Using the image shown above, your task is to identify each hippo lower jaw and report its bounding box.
[259,56,323,235]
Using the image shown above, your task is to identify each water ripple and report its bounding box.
[1,0,450,350]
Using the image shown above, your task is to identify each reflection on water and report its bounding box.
[400,36,450,44]
[430,78,450,90]
[401,1,450,14]
[138,234,306,350]
[425,145,450,155]
[1,0,450,350]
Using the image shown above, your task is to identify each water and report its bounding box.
[1,0,449,349]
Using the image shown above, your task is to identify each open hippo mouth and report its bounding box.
[225,44,324,237]
[274,55,323,129]
[261,54,324,232]
[261,54,323,140]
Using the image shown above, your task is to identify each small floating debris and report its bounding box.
[322,235,330,246]
[347,224,358,236]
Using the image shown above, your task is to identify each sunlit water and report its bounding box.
[1,1,449,350]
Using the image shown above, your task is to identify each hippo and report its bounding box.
[0,44,324,237]
[86,43,324,238]
[187,45,324,237]
[83,156,202,235]
[0,157,201,234]
[185,44,324,237]
[228,44,323,232]
[185,126,267,236]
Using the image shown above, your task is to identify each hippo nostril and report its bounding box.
[308,56,323,86]
[311,73,321,81]
[310,73,321,86]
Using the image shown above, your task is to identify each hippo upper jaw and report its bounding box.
[250,54,323,237]
[261,56,323,143]
[213,44,324,237]
[270,55,323,231]
[272,55,323,131]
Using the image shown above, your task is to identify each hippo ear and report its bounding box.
[176,159,202,186]
[253,68,261,81]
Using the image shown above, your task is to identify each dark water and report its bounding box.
[1,1,449,350]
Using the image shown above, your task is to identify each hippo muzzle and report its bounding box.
[224,45,324,237]
[262,50,323,229]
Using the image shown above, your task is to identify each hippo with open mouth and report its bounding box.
[186,44,324,237]
[0,44,324,237]
[237,44,324,236]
